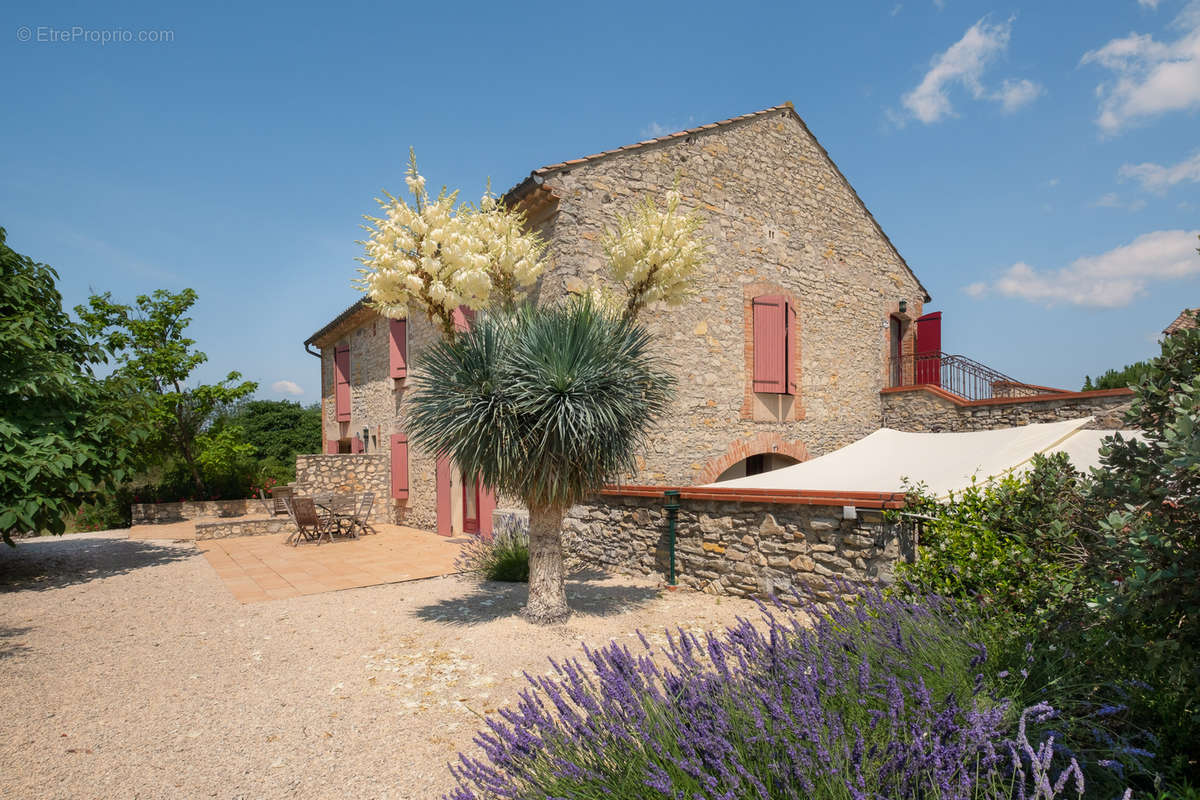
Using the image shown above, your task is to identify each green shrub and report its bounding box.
[454,516,529,582]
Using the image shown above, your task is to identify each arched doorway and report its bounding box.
[715,452,802,482]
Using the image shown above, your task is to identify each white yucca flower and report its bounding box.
[601,186,705,321]
[354,149,549,340]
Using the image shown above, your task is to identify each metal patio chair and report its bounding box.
[345,492,375,538]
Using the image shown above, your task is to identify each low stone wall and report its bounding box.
[563,494,910,600]
[194,517,295,541]
[132,498,266,525]
[293,454,392,523]
[880,386,1133,432]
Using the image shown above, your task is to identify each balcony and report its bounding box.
[888,351,1065,402]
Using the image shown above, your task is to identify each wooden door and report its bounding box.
[462,476,480,534]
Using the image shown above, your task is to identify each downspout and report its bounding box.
[663,490,680,587]
[304,342,321,358]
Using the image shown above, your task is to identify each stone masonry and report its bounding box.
[563,494,910,600]
[881,387,1134,432]
[131,498,265,524]
[293,454,392,523]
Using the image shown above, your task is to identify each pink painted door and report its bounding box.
[915,311,942,387]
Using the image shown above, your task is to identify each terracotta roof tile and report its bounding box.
[1164,307,1199,336]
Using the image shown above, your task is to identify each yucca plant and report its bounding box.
[406,298,675,623]
[355,158,701,624]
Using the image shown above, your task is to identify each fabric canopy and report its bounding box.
[708,418,1137,499]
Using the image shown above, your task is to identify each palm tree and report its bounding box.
[405,298,675,624]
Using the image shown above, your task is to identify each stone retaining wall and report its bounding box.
[880,387,1133,432]
[562,494,910,600]
[132,498,266,525]
[194,517,295,541]
[293,453,392,523]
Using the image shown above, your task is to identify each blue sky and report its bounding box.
[2,0,1197,398]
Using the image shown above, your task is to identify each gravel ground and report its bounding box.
[0,532,764,799]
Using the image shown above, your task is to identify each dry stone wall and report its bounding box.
[131,498,266,524]
[293,454,392,523]
[881,388,1133,432]
[194,517,294,541]
[563,494,910,600]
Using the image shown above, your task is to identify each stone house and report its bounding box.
[302,102,1130,548]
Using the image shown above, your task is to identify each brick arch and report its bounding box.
[697,432,808,485]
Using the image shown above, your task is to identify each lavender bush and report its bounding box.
[446,588,1094,800]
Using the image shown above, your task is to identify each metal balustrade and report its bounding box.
[888,351,1064,402]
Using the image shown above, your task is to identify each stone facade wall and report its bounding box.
[881,387,1134,432]
[293,454,393,523]
[563,494,909,600]
[131,499,267,524]
[532,109,926,483]
[317,311,445,531]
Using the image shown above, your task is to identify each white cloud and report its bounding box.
[1047,177,1061,187]
[640,118,695,139]
[1092,192,1147,211]
[1081,2,1200,133]
[994,78,1043,111]
[891,3,903,16]
[272,380,304,396]
[1138,0,1159,9]
[900,17,1042,123]
[1119,150,1200,192]
[933,0,946,9]
[965,229,1200,307]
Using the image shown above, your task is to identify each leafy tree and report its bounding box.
[219,400,321,470]
[76,288,256,494]
[1087,309,1200,776]
[1081,360,1153,391]
[0,228,147,545]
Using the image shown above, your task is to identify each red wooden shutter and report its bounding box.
[752,295,787,394]
[435,454,452,536]
[325,439,339,454]
[388,319,407,379]
[915,311,942,387]
[334,345,351,421]
[351,435,364,454]
[390,434,409,500]
[452,306,475,332]
[785,300,797,396]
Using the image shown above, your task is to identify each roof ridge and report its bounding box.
[531,103,793,175]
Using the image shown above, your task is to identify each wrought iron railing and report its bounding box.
[888,351,1064,402]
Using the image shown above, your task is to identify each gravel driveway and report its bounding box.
[1,532,762,799]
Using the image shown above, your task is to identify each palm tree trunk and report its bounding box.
[523,504,570,624]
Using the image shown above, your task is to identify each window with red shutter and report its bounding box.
[390,434,409,500]
[388,319,407,379]
[752,295,787,394]
[334,345,351,421]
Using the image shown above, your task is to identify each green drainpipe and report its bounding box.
[663,490,681,586]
